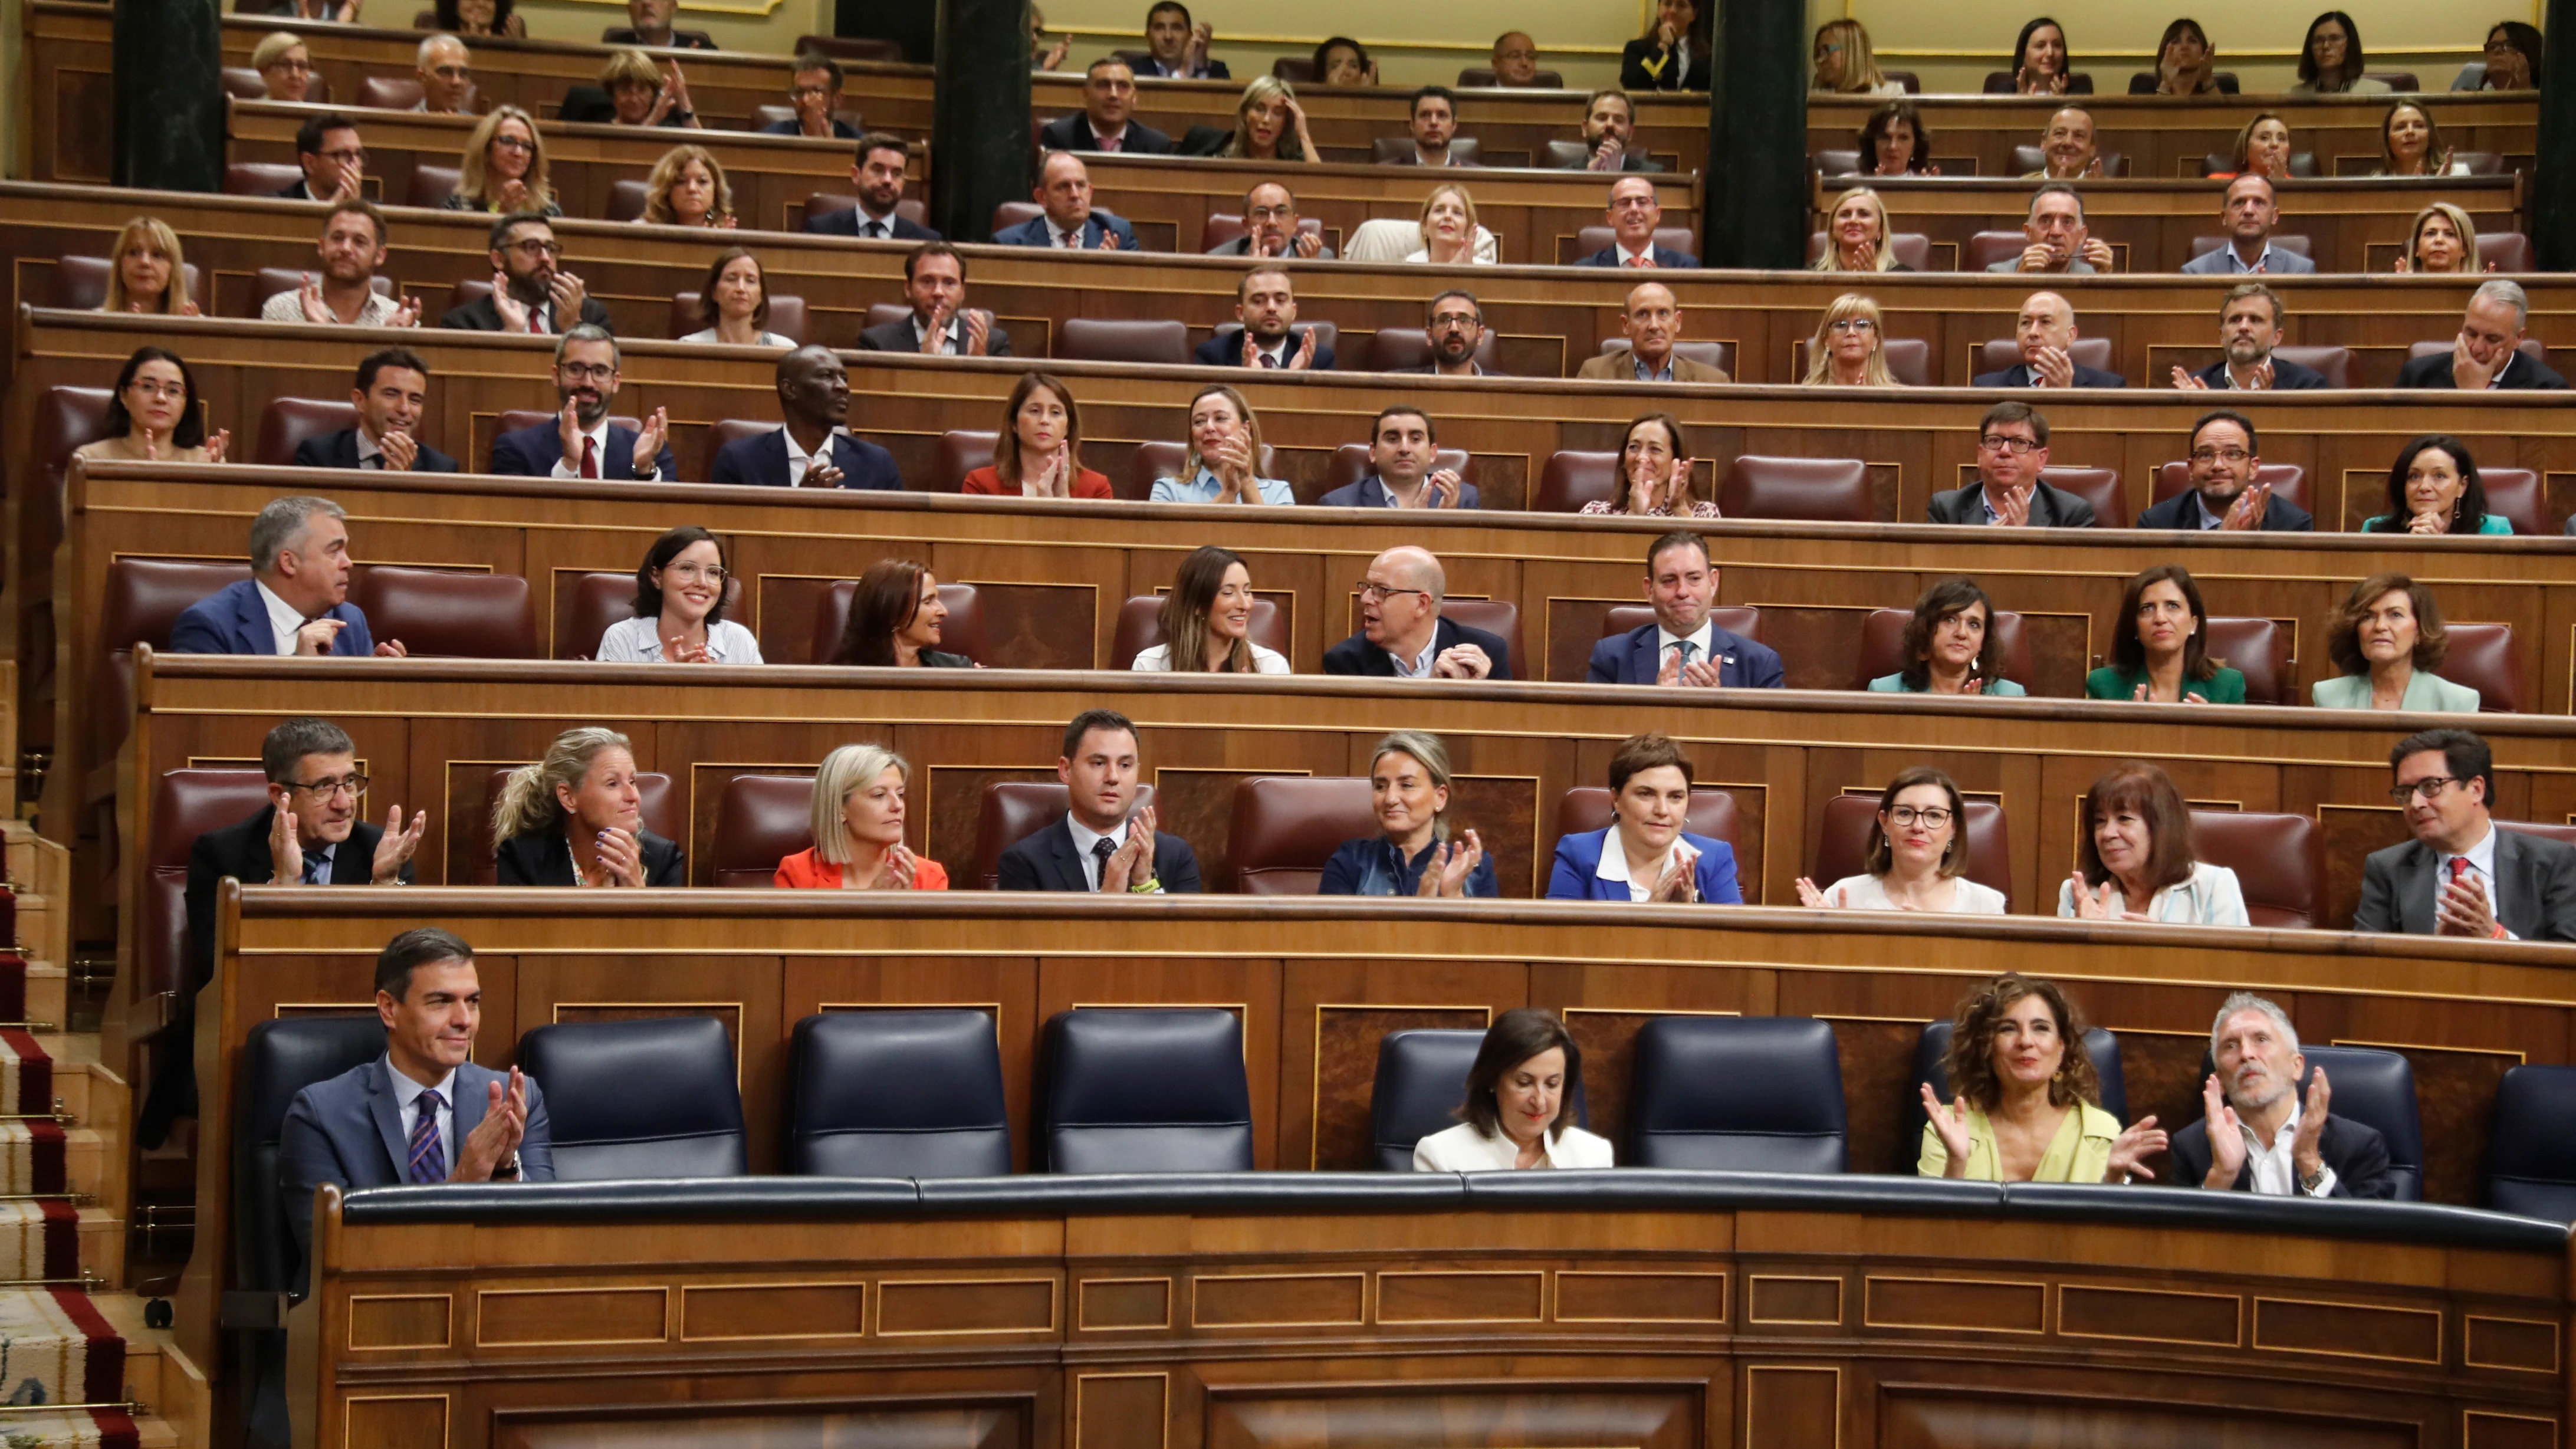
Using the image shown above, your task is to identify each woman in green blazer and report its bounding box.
[2360,434,2513,535]
[2084,565,2247,703]
[2309,571,2480,711]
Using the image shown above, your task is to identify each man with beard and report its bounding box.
[489,326,675,481]
[804,134,941,241]
[1562,90,1666,173]
[856,242,1012,356]
[278,113,366,202]
[1204,181,1332,258]
[710,346,902,489]
[1385,86,1475,167]
[438,213,611,334]
[1040,57,1172,153]
[1194,267,1334,369]
[1320,406,1478,508]
[261,202,419,327]
[2172,284,2328,391]
[1391,290,1494,377]
[2133,410,2313,530]
[2168,993,2394,1198]
[293,348,458,473]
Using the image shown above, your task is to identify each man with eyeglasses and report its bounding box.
[1205,182,1333,258]
[170,495,408,656]
[763,52,860,138]
[1927,400,2095,526]
[1391,290,1491,376]
[490,326,675,481]
[439,213,611,334]
[1490,32,1542,86]
[280,113,366,203]
[1574,176,1697,268]
[1989,184,2112,275]
[1041,57,1172,155]
[2134,409,2313,530]
[1563,89,1665,173]
[2171,283,2328,392]
[415,34,477,116]
[711,346,901,489]
[1323,546,1512,679]
[1972,291,2125,387]
[2357,727,2576,941]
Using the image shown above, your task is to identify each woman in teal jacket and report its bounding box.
[2084,565,2246,703]
[2360,435,2512,535]
[1867,577,2026,696]
[2309,571,2479,711]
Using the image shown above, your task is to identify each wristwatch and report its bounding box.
[492,1153,521,1181]
[2296,1166,2324,1195]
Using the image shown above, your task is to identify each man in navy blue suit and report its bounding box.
[1138,1,1228,78]
[279,928,554,1290]
[169,497,405,657]
[1587,532,1783,688]
[489,327,679,482]
[709,347,902,489]
[1039,58,1173,154]
[293,348,461,474]
[1320,406,1477,508]
[1573,176,1697,268]
[1193,267,1333,369]
[803,134,941,241]
[1971,291,2127,388]
[997,709,1204,892]
[993,151,1139,249]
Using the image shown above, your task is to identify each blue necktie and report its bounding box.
[301,847,327,885]
[407,1089,446,1184]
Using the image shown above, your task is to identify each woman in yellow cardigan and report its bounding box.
[1919,974,2164,1183]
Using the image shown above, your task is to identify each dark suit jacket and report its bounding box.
[708,429,902,490]
[1972,362,2128,388]
[280,1057,556,1289]
[2396,350,2572,390]
[1382,149,1481,168]
[1202,234,1339,259]
[1322,616,1512,680]
[1136,57,1230,79]
[2133,489,2315,531]
[803,207,941,241]
[2128,73,2239,94]
[489,421,679,482]
[1585,623,1783,687]
[1038,113,1174,154]
[1317,474,1480,509]
[186,806,409,993]
[995,815,1204,893]
[1621,37,1710,91]
[436,293,615,333]
[1192,326,1336,371]
[2167,1112,2393,1199]
[169,579,376,656]
[273,178,318,201]
[2354,829,2576,942]
[600,25,716,47]
[1556,148,1667,173]
[760,117,860,139]
[494,827,686,887]
[2186,356,2329,390]
[991,212,1140,249]
[856,315,1015,356]
[292,429,460,474]
[1575,245,1700,268]
[1927,481,2097,527]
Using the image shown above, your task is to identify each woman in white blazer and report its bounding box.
[2055,762,2248,926]
[1413,1008,1615,1171]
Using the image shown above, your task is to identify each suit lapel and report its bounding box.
[761,429,791,484]
[364,1059,412,1182]
[2494,830,2529,935]
[1047,817,1089,891]
[451,1064,489,1153]
[1629,628,1659,684]
[2398,842,2441,932]
[231,583,272,653]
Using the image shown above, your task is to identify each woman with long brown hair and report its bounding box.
[2056,762,2247,924]
[1919,974,2165,1182]
[830,558,972,668]
[962,373,1113,498]
[1131,545,1287,673]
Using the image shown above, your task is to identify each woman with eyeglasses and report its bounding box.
[2290,11,2388,95]
[443,106,559,216]
[594,525,762,664]
[1812,19,1905,96]
[1869,578,2023,696]
[1802,294,1899,387]
[2058,761,2247,925]
[252,33,314,103]
[76,346,230,465]
[2311,572,2478,712]
[1796,767,2004,913]
[2085,565,2245,704]
[2476,21,2541,91]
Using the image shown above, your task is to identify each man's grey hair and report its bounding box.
[554,323,618,369]
[2029,182,2084,220]
[2210,991,2299,1060]
[261,717,354,786]
[2473,278,2530,328]
[249,496,347,573]
[417,32,466,64]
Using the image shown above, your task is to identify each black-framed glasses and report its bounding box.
[1359,583,1429,603]
[1886,806,1953,828]
[291,773,369,799]
[558,362,616,382]
[2190,447,2252,465]
[2390,777,2461,802]
[1978,435,2041,455]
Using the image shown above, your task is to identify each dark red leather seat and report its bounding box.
[2272,346,2352,387]
[346,567,538,659]
[669,292,810,344]
[2479,233,2534,272]
[1201,212,1328,251]
[2036,467,2120,524]
[971,781,1156,890]
[1719,456,1875,523]
[1056,319,1190,366]
[711,774,819,886]
[1809,792,2013,910]
[1852,607,2035,692]
[932,431,999,494]
[406,164,464,209]
[809,581,988,665]
[1556,787,1739,852]
[2189,810,2323,927]
[98,559,255,771]
[1790,337,1931,387]
[467,769,678,885]
[1976,337,2114,377]
[1440,600,1523,678]
[141,768,272,1016]
[356,75,425,110]
[2150,461,2309,515]
[52,255,208,313]
[1361,327,1498,373]
[1533,451,1619,514]
[607,179,652,224]
[253,399,362,468]
[2438,623,2522,714]
[2478,468,2545,536]
[1109,595,1289,669]
[221,162,304,197]
[2203,617,2288,705]
[37,387,116,551]
[1228,777,1374,894]
[990,201,1043,235]
[1572,225,1697,260]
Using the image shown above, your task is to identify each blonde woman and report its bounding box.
[773,744,950,889]
[99,217,197,316]
[1802,294,1899,387]
[639,144,735,228]
[1223,75,1319,164]
[599,48,701,129]
[2396,202,2483,275]
[443,106,559,216]
[1812,19,1905,96]
[251,32,314,103]
[491,727,685,887]
[1405,183,1499,265]
[1812,186,1910,273]
[2226,113,2293,180]
[1321,731,1493,897]
[1149,385,1295,504]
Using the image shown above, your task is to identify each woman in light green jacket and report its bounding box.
[1919,974,2164,1184]
[2309,572,2480,711]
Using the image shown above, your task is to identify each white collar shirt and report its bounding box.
[908,313,962,355]
[782,426,824,487]
[852,205,900,240]
[1592,832,1683,903]
[254,577,311,656]
[549,419,658,482]
[387,1055,459,1181]
[2213,242,2288,274]
[2439,820,2509,938]
[2239,1095,2337,1197]
[1615,241,1655,267]
[1655,619,1716,672]
[1047,216,1088,248]
[1064,814,1133,891]
[1385,630,1439,679]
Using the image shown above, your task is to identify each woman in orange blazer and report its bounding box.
[774,742,951,889]
[960,372,1115,499]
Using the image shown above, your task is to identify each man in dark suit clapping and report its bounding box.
[488,327,678,482]
[293,348,460,474]
[710,347,902,489]
[2167,994,2394,1198]
[1040,58,1173,154]
[997,710,1204,892]
[804,134,941,241]
[856,243,1013,357]
[1586,533,1782,687]
[1323,546,1511,679]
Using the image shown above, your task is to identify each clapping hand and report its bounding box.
[871,842,920,889]
[1034,443,1073,498]
[2069,873,2150,922]
[270,804,306,881]
[492,270,533,333]
[378,429,419,472]
[2027,344,2075,389]
[204,428,232,464]
[921,301,955,355]
[962,308,993,357]
[1185,19,1213,73]
[2219,482,2269,531]
[1646,844,1701,902]
[2289,1068,2331,1188]
[2104,1113,2166,1182]
[372,638,407,658]
[297,273,336,324]
[1589,135,1625,172]
[631,408,671,477]
[1099,806,1158,892]
[592,826,645,886]
[495,177,531,213]
[1421,468,1464,508]
[548,269,589,323]
[1286,328,1319,370]
[1412,830,1485,898]
[454,1068,528,1180]
[1921,1083,1976,1175]
[1211,433,1257,501]
[390,293,422,327]
[372,805,428,882]
[1991,480,2033,527]
[1795,876,1849,908]
[1431,643,1492,679]
[2436,869,2501,937]
[554,397,585,464]
[2199,1073,2247,1187]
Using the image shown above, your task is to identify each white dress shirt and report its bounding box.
[1594,832,1691,903]
[780,426,826,487]
[1412,1121,1615,1171]
[550,419,659,481]
[1063,814,1135,891]
[1131,642,1290,673]
[1384,631,1440,678]
[388,1056,458,1180]
[1046,216,1089,248]
[2437,820,2508,937]
[594,617,765,664]
[2239,1096,2337,1197]
[1616,241,1656,267]
[254,577,310,656]
[1655,620,1717,675]
[850,205,902,240]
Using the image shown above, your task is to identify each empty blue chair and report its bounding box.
[1041,1008,1253,1173]
[1627,1016,1848,1172]
[518,1016,748,1180]
[2488,1064,2576,1223]
[1907,1020,2127,1171]
[1370,1030,1486,1171]
[2296,1046,2423,1202]
[788,1010,1011,1177]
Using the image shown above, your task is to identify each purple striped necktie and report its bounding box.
[408,1088,446,1184]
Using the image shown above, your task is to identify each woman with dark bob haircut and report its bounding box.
[1546,732,1742,903]
[1797,766,2005,913]
[2311,572,2476,711]
[2363,434,2507,535]
[2085,564,2245,703]
[1868,577,2023,696]
[77,346,229,465]
[1857,101,1935,176]
[829,558,972,668]
[1412,1008,1612,1170]
[1311,35,1374,86]
[1990,17,2089,94]
[594,525,763,663]
[2057,762,2248,924]
[1920,974,2164,1182]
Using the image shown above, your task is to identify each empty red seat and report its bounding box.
[711,774,819,886]
[1533,451,1620,514]
[2202,617,2289,705]
[1056,319,1188,366]
[346,567,538,659]
[1720,456,1874,523]
[1228,777,1374,893]
[2438,623,2523,714]
[2189,810,2323,927]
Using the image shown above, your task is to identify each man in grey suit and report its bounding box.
[2358,728,2576,941]
[279,928,554,1290]
[2180,175,2318,276]
[1988,184,2112,275]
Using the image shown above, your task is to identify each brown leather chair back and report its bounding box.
[1720,456,1874,523]
[668,292,810,344]
[1320,443,1471,495]
[406,163,464,208]
[2478,468,2545,536]
[1129,441,1275,496]
[1441,599,1523,677]
[1456,65,1562,86]
[2150,461,2308,514]
[1977,337,2114,376]
[711,774,818,886]
[1533,451,1620,513]
[1201,212,1328,251]
[249,268,393,318]
[1810,792,2013,910]
[2438,623,2523,714]
[1109,595,1290,669]
[2479,233,2534,272]
[2272,345,2352,387]
[2190,233,2312,259]
[1790,337,1931,387]
[810,580,989,665]
[608,180,652,224]
[53,255,207,313]
[357,75,425,110]
[932,431,999,494]
[2038,466,2120,524]
[794,33,905,60]
[1370,137,1483,165]
[347,567,538,659]
[221,162,304,196]
[2501,821,2576,851]
[2006,145,2127,176]
[100,558,255,761]
[1057,318,1190,366]
[2452,149,2505,176]
[254,398,362,468]
[1963,231,2032,271]
[1803,231,1933,271]
[2202,616,2288,705]
[1854,607,2035,692]
[709,419,771,455]
[469,770,679,885]
[2361,70,2419,89]
[1598,338,1734,375]
[1573,225,1696,259]
[1556,787,1739,852]
[990,201,1044,235]
[1604,605,1762,643]
[38,387,117,527]
[865,303,914,331]
[1228,777,1375,894]
[221,67,268,99]
[1362,327,1499,373]
[143,768,272,1006]
[971,781,1157,890]
[1811,150,1862,177]
[2189,809,2322,927]
[1268,57,1317,81]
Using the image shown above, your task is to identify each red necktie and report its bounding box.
[1625,253,1655,268]
[1059,228,1078,248]
[579,436,599,480]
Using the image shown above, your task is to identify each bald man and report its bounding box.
[1576,282,1730,383]
[1972,291,2127,387]
[1323,547,1512,679]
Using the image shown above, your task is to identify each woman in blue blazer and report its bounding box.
[1547,732,1742,903]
